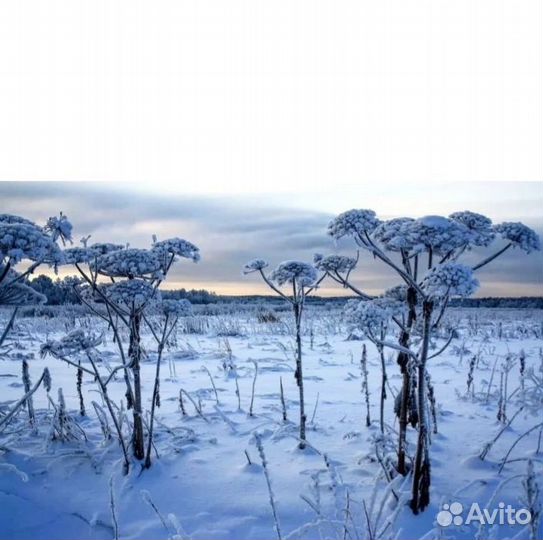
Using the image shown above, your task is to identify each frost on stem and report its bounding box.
[242,259,268,274]
[269,261,317,288]
[449,211,495,247]
[494,222,541,253]
[327,209,380,240]
[422,263,479,299]
[254,432,282,540]
[522,459,541,540]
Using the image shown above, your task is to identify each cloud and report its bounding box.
[1,182,541,297]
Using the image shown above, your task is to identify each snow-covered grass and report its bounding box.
[0,306,542,540]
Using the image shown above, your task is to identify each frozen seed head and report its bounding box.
[345,299,395,331]
[63,242,125,265]
[104,279,160,310]
[89,242,125,255]
[161,298,193,316]
[0,214,38,227]
[243,259,268,274]
[44,213,73,245]
[494,222,541,253]
[269,260,318,287]
[0,222,63,264]
[91,248,164,278]
[152,237,200,262]
[328,209,381,240]
[383,284,409,303]
[406,215,471,254]
[63,247,96,264]
[313,254,357,273]
[373,217,415,252]
[422,262,479,298]
[449,211,495,247]
[41,329,102,358]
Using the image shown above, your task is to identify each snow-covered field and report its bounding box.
[0,305,542,540]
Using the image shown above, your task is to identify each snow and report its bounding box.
[1,305,541,540]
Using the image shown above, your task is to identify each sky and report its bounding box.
[1,182,541,297]
[0,2,541,295]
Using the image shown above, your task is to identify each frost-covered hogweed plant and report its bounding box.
[61,231,200,466]
[321,207,540,513]
[0,212,72,348]
[244,258,322,449]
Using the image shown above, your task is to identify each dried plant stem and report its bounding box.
[249,360,258,417]
[109,476,119,540]
[203,365,220,405]
[22,359,35,426]
[255,433,282,540]
[0,368,50,430]
[360,344,371,427]
[279,377,287,422]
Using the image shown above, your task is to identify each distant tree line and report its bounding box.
[161,288,218,304]
[27,275,83,305]
[448,296,543,309]
[26,274,543,308]
[27,275,218,305]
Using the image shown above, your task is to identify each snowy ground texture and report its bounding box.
[0,305,542,540]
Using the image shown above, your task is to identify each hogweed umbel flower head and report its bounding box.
[91,248,164,279]
[313,253,357,273]
[328,209,381,240]
[269,260,318,288]
[243,259,268,274]
[152,237,200,262]
[449,211,495,247]
[422,262,479,299]
[494,222,540,253]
